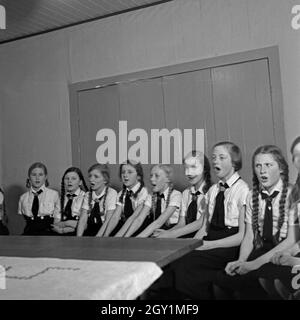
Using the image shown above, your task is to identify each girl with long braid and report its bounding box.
[215,145,298,299]
[257,138,300,299]
[52,167,88,235]
[99,160,148,237]
[77,164,117,237]
[126,164,182,238]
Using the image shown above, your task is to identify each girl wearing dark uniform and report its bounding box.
[18,162,60,235]
[77,164,117,237]
[52,167,87,235]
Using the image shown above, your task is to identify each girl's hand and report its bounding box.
[154,230,173,238]
[51,225,63,234]
[279,255,300,267]
[53,221,66,228]
[152,229,165,237]
[196,240,212,251]
[235,261,259,275]
[225,260,243,276]
[271,251,290,265]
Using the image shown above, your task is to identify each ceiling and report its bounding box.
[0,0,173,44]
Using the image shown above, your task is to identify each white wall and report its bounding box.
[0,0,299,233]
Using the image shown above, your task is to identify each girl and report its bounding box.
[77,164,117,237]
[18,162,60,235]
[0,188,9,235]
[215,145,298,299]
[125,164,182,238]
[153,151,211,239]
[258,138,300,299]
[101,160,148,237]
[144,141,249,299]
[52,167,88,235]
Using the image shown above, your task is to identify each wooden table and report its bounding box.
[0,236,202,299]
[0,236,202,267]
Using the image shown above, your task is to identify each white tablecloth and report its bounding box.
[0,256,162,300]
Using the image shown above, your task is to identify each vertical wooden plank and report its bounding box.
[163,69,216,189]
[212,59,274,185]
[77,85,120,189]
[119,78,165,191]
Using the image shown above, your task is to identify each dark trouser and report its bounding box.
[258,252,300,293]
[214,244,274,299]
[0,221,9,235]
[145,226,239,300]
[23,216,55,236]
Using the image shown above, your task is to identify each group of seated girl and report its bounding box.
[1,136,300,300]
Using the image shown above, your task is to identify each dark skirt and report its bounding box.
[214,244,275,299]
[0,221,9,235]
[144,226,239,299]
[23,216,55,236]
[83,214,103,236]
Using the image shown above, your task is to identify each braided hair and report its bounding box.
[150,164,174,221]
[251,145,289,249]
[26,162,49,188]
[60,167,88,212]
[118,160,145,204]
[87,164,110,213]
[290,136,300,204]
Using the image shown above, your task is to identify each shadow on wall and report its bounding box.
[6,184,26,235]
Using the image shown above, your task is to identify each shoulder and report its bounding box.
[139,186,149,196]
[107,187,118,197]
[171,189,181,197]
[117,189,125,198]
[182,188,190,197]
[44,187,59,196]
[206,183,218,198]
[0,191,3,204]
[19,191,29,201]
[78,190,86,197]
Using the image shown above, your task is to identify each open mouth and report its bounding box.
[260,176,268,183]
[214,166,221,173]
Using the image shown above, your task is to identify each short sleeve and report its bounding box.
[237,183,249,208]
[144,194,152,208]
[0,192,3,205]
[105,188,118,211]
[288,202,300,226]
[81,192,90,211]
[135,187,149,207]
[53,191,61,220]
[169,190,182,208]
[244,191,253,224]
[116,190,124,206]
[18,194,24,215]
[180,190,189,217]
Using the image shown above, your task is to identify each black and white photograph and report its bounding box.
[0,0,300,305]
